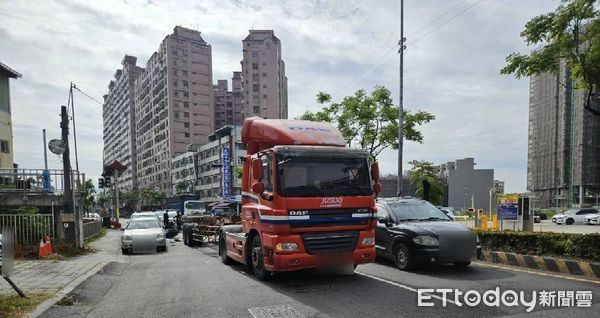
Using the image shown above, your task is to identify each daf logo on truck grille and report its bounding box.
[289,210,309,216]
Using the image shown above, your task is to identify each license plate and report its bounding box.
[315,252,353,268]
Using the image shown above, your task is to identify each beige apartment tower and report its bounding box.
[103,55,143,191]
[241,30,288,119]
[135,26,214,193]
[214,72,243,130]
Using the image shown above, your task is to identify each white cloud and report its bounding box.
[0,0,559,192]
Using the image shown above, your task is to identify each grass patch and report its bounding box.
[0,292,53,318]
[56,295,74,306]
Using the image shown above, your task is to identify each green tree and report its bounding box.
[141,189,166,207]
[234,167,243,180]
[121,190,140,209]
[408,160,445,205]
[176,181,191,194]
[298,86,435,160]
[81,179,96,213]
[501,0,600,115]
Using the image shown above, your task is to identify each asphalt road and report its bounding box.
[40,230,600,318]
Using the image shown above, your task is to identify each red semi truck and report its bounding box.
[219,117,382,280]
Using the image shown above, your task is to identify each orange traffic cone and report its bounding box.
[38,239,46,257]
[44,236,52,255]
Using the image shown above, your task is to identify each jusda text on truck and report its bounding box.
[219,117,382,280]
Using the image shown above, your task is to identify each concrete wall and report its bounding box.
[447,158,494,211]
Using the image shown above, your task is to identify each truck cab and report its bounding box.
[219,117,381,280]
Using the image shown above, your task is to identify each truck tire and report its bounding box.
[183,225,188,245]
[250,234,270,281]
[188,226,196,247]
[219,231,233,265]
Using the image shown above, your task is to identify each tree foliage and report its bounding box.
[298,86,435,160]
[175,181,191,194]
[141,189,166,207]
[408,160,445,205]
[501,0,600,115]
[81,179,95,213]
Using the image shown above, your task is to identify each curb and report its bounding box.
[479,250,600,280]
[27,262,107,318]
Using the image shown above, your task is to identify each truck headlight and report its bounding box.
[361,237,375,246]
[275,242,298,252]
[413,236,439,246]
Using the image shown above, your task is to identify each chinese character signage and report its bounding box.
[222,146,231,200]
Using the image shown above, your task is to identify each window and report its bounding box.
[185,133,190,138]
[253,84,259,92]
[252,74,259,81]
[251,51,258,58]
[263,94,267,99]
[0,140,9,153]
[184,122,189,128]
[261,153,273,192]
[252,63,258,70]
[262,72,267,77]
[253,105,260,113]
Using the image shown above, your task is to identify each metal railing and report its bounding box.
[0,169,81,194]
[83,220,102,239]
[0,214,54,245]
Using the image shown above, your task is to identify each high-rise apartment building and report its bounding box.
[102,55,143,191]
[135,26,214,193]
[527,61,600,207]
[214,72,243,129]
[0,62,21,179]
[241,30,288,119]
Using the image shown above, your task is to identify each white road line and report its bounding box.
[355,271,458,305]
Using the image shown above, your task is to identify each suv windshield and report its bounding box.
[388,201,452,222]
[277,155,372,197]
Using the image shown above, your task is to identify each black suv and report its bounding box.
[375,197,481,271]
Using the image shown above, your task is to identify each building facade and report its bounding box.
[527,62,600,208]
[214,72,243,130]
[102,55,143,191]
[195,125,245,203]
[437,158,495,211]
[171,151,196,195]
[0,62,21,173]
[241,30,288,119]
[135,26,214,193]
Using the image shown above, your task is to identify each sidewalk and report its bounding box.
[0,229,124,295]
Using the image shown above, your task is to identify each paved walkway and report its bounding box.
[0,229,123,294]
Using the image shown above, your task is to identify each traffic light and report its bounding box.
[98,177,105,189]
[104,177,112,188]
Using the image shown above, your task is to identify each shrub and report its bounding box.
[475,230,600,262]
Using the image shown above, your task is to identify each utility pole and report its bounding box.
[59,105,71,241]
[397,0,406,196]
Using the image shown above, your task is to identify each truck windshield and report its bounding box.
[277,155,372,197]
[185,201,203,209]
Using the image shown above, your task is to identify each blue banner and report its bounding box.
[498,205,518,220]
[222,146,231,199]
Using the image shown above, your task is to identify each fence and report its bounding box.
[83,220,102,239]
[0,168,81,194]
[0,214,54,245]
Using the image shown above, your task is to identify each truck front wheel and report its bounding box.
[251,235,270,281]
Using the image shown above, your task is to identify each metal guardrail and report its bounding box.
[83,220,102,239]
[0,169,81,194]
[0,214,54,245]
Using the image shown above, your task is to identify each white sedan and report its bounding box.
[121,217,167,254]
[552,208,600,225]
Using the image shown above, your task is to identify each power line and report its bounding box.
[72,84,104,106]
[407,0,469,38]
[410,0,484,45]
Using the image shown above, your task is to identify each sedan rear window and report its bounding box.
[127,219,161,229]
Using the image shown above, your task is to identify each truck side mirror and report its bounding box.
[252,159,263,180]
[252,182,265,194]
[373,182,382,194]
[371,162,380,182]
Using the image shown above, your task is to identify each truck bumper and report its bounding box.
[263,230,376,272]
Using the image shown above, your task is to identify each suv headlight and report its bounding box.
[122,235,132,241]
[413,236,439,246]
[156,233,165,239]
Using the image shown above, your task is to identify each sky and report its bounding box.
[0,0,561,193]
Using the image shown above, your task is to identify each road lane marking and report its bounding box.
[355,271,458,305]
[473,261,600,285]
